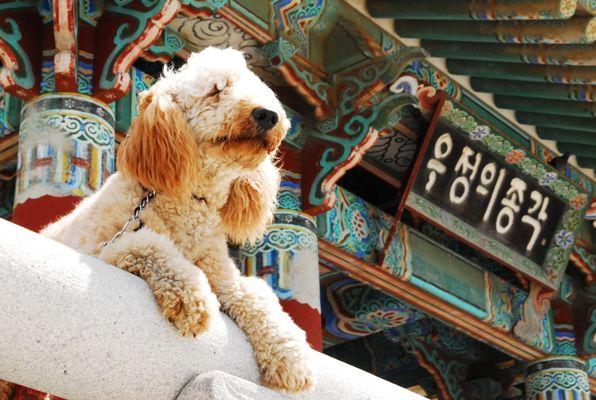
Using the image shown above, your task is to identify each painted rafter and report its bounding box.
[395,17,596,44]
[264,37,336,119]
[385,320,483,400]
[368,0,579,20]
[53,0,77,91]
[421,40,596,67]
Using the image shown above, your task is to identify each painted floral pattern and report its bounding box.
[539,172,557,186]
[355,309,410,332]
[470,125,490,141]
[505,149,525,164]
[555,229,574,249]
[570,194,588,210]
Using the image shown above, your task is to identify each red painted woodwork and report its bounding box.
[281,299,323,352]
[11,195,81,233]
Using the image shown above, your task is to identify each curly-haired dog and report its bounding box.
[3,47,314,394]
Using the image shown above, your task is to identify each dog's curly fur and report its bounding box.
[0,47,314,395]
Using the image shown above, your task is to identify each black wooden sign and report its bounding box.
[402,98,586,290]
[411,118,565,266]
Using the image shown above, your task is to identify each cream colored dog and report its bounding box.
[9,47,314,394]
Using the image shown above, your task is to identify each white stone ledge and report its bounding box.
[0,219,424,400]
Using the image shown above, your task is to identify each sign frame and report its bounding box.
[399,94,589,291]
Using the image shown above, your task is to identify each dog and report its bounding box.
[1,47,314,396]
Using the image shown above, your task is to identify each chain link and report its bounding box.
[103,189,156,247]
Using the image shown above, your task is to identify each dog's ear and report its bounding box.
[220,157,280,244]
[117,90,198,198]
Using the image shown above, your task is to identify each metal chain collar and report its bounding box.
[103,189,156,247]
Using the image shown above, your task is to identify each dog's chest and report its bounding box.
[148,199,220,255]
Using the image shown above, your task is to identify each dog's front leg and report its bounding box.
[99,228,219,337]
[196,247,314,393]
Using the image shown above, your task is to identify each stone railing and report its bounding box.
[0,219,424,400]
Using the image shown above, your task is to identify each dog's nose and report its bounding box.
[251,108,279,132]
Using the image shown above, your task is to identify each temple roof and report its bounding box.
[366,0,596,174]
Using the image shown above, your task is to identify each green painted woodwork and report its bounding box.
[235,0,269,21]
[460,92,531,147]
[4,92,21,130]
[319,186,555,352]
[323,23,369,74]
[147,28,185,60]
[422,41,596,66]
[375,0,596,172]
[447,60,596,84]
[114,91,132,133]
[395,18,595,44]
[537,127,596,145]
[368,0,578,20]
[470,78,594,102]
[494,95,596,117]
[408,231,487,317]
[516,111,596,131]
[100,0,170,90]
[0,1,35,12]
[576,157,596,168]
[557,142,596,158]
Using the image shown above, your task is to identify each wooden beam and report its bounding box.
[318,239,547,361]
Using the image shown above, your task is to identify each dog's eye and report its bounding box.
[206,85,221,97]
[207,81,229,97]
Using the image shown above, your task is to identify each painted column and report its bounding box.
[525,357,590,400]
[11,93,115,232]
[235,167,323,351]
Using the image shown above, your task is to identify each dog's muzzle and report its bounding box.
[251,108,278,133]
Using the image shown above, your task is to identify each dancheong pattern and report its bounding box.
[235,176,317,300]
[525,357,590,400]
[15,93,115,205]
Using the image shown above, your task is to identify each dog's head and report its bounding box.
[117,47,289,243]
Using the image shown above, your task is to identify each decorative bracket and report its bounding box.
[298,44,427,215]
[0,2,42,99]
[513,282,555,352]
[142,27,185,63]
[263,38,335,119]
[93,0,181,103]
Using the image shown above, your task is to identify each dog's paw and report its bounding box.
[158,285,218,337]
[260,342,315,393]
